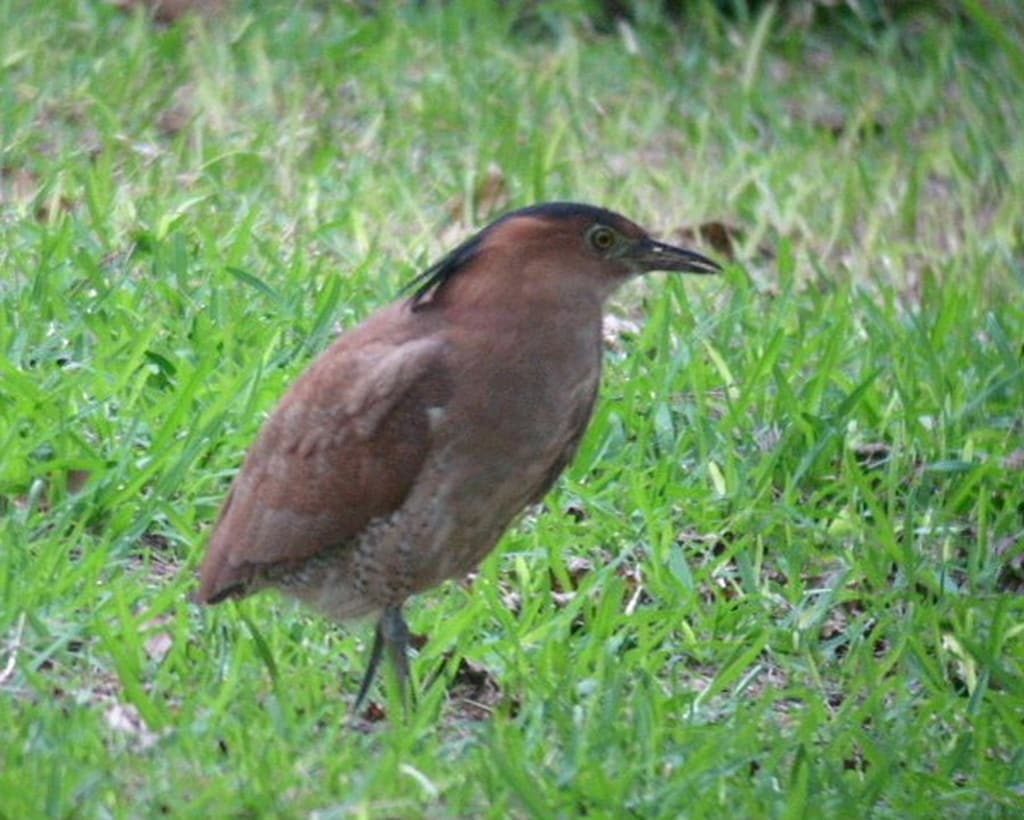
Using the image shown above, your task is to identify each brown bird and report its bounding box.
[196,202,720,709]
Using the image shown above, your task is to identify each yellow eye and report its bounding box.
[587,225,617,253]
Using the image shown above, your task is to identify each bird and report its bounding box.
[195,201,720,711]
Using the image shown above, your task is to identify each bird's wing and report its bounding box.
[197,335,451,604]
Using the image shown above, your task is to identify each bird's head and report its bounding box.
[407,202,721,311]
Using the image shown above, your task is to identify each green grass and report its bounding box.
[2,0,1023,816]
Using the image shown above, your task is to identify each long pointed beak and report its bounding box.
[631,238,722,274]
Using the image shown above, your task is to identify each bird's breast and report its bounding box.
[394,317,601,586]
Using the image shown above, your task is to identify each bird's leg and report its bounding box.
[381,604,414,713]
[351,604,413,715]
[352,618,386,714]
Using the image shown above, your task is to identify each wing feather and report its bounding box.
[197,334,450,603]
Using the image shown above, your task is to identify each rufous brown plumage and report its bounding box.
[196,202,720,710]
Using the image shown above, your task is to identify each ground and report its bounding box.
[1,1,1022,816]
